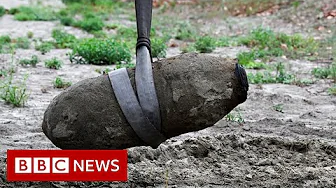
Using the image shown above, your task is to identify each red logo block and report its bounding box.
[7,150,128,181]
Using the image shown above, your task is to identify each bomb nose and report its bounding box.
[234,63,249,102]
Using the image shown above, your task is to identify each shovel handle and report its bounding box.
[135,0,153,52]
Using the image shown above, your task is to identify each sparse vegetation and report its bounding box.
[175,22,197,41]
[14,37,30,49]
[328,85,336,95]
[151,38,167,58]
[225,110,244,124]
[35,41,54,54]
[311,63,336,82]
[52,29,77,48]
[238,27,318,59]
[74,15,104,32]
[180,43,196,54]
[53,77,72,88]
[27,31,34,39]
[237,51,267,69]
[195,36,216,53]
[248,62,294,84]
[0,6,6,17]
[13,6,57,21]
[70,38,131,65]
[0,74,29,107]
[19,55,39,67]
[0,35,12,53]
[45,58,63,69]
[115,62,135,70]
[273,104,284,113]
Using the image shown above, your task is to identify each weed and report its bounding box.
[13,6,57,21]
[8,8,18,15]
[180,43,196,54]
[115,62,135,70]
[105,24,119,30]
[225,110,244,124]
[195,36,216,53]
[70,38,131,65]
[27,31,34,39]
[151,38,167,58]
[0,74,29,107]
[0,35,12,53]
[45,58,63,69]
[19,55,39,67]
[117,26,137,39]
[35,41,54,54]
[53,77,72,88]
[273,104,284,113]
[52,29,77,48]
[95,67,112,74]
[175,22,196,41]
[14,37,30,49]
[238,27,318,60]
[248,62,294,84]
[294,78,315,86]
[237,51,266,69]
[74,15,104,32]
[216,37,231,47]
[312,63,336,82]
[0,6,6,17]
[328,85,336,95]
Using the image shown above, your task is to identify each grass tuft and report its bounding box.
[54,77,72,88]
[19,55,39,67]
[195,36,216,53]
[45,58,63,69]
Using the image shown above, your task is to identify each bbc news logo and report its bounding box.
[7,150,127,181]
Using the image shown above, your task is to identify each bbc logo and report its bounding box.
[15,157,69,174]
[7,150,127,181]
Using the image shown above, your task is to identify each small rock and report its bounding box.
[256,158,274,166]
[245,174,253,180]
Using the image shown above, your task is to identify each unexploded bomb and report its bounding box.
[42,53,248,149]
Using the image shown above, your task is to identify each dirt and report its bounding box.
[0,0,335,187]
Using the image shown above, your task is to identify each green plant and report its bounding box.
[53,77,72,88]
[19,55,39,67]
[45,58,63,69]
[35,41,54,54]
[14,37,30,49]
[27,31,34,39]
[115,63,135,70]
[13,6,57,21]
[52,29,77,48]
[117,26,137,39]
[0,6,6,17]
[312,63,336,82]
[180,43,196,53]
[225,110,244,124]
[328,85,336,95]
[195,36,216,53]
[0,74,29,107]
[175,22,196,41]
[70,38,131,65]
[248,62,294,84]
[0,35,12,53]
[237,51,266,69]
[238,27,318,59]
[74,15,104,32]
[8,8,18,15]
[273,104,284,113]
[151,38,167,58]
